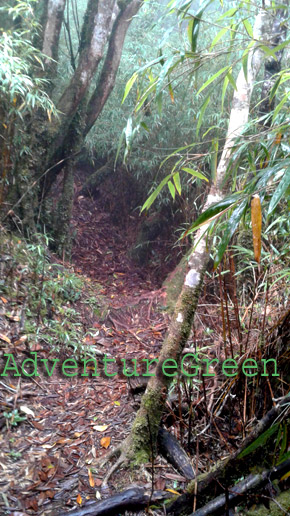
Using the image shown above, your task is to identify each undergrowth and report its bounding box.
[0,230,107,356]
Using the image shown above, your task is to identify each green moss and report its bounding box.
[245,490,290,515]
[163,254,189,313]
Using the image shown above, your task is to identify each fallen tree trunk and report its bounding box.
[60,487,172,516]
[158,428,195,480]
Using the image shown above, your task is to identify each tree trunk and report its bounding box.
[259,0,288,124]
[85,0,143,134]
[122,7,270,465]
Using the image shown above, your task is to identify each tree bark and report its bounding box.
[121,7,270,465]
[85,0,143,134]
[42,0,67,68]
[57,0,116,120]
[259,0,288,124]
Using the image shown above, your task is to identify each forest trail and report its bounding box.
[0,196,176,514]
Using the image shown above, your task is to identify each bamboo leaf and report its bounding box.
[168,180,176,199]
[122,72,138,104]
[141,174,172,212]
[238,424,279,459]
[210,27,229,50]
[182,167,209,182]
[226,69,237,90]
[185,194,242,235]
[156,56,175,96]
[268,166,290,215]
[196,93,211,136]
[140,121,150,132]
[135,81,157,113]
[217,7,237,21]
[197,66,228,95]
[243,19,253,38]
[260,45,278,60]
[173,172,181,195]
[242,50,249,82]
[187,18,194,51]
[214,199,247,269]
[272,92,290,121]
[168,82,175,102]
[221,75,229,112]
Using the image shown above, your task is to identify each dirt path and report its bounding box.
[0,197,173,515]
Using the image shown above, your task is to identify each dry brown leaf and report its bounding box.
[0,297,8,304]
[74,431,85,438]
[100,436,111,449]
[76,493,82,505]
[0,333,11,344]
[88,468,95,487]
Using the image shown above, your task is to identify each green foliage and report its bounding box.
[0,232,106,356]
[0,0,56,120]
[3,408,26,428]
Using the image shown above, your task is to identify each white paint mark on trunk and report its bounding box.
[185,270,201,288]
[176,313,184,323]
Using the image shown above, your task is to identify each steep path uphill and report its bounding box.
[0,196,176,515]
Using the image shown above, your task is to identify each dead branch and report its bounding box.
[169,394,290,514]
[191,458,290,516]
[59,487,173,516]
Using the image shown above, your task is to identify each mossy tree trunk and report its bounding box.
[122,9,270,465]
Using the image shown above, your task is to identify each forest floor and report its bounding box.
[0,194,200,515]
[2,191,288,516]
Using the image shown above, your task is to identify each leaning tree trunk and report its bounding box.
[120,8,270,466]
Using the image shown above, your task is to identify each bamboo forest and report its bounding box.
[0,0,290,514]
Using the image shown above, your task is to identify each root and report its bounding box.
[96,438,131,486]
[102,450,128,486]
[98,443,123,468]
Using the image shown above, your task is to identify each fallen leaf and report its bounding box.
[0,297,8,304]
[88,468,95,487]
[166,488,180,495]
[100,436,111,449]
[76,494,82,505]
[74,431,85,438]
[93,425,108,432]
[5,314,20,322]
[0,334,11,344]
[20,406,35,418]
[31,421,44,431]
